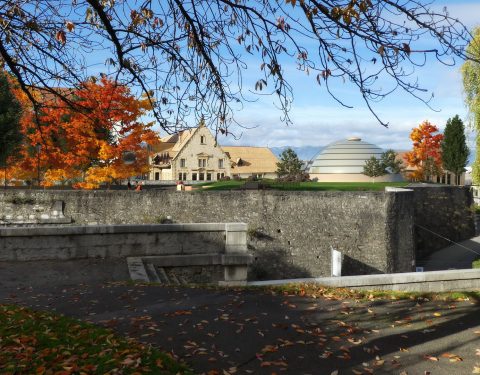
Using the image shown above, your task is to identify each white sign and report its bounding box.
[331,247,342,277]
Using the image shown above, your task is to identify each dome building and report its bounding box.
[308,137,404,182]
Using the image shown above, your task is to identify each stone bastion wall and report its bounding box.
[0,186,474,280]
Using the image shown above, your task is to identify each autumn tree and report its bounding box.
[462,27,480,184]
[404,121,443,182]
[0,1,475,134]
[0,72,22,187]
[9,77,158,189]
[441,115,469,185]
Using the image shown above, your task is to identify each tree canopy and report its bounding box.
[462,27,480,184]
[363,156,385,182]
[7,77,158,189]
[0,72,22,182]
[276,148,303,179]
[0,0,475,134]
[404,120,443,182]
[441,115,469,184]
[380,149,402,174]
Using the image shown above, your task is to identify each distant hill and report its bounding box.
[270,146,323,162]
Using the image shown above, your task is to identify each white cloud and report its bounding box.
[220,94,471,152]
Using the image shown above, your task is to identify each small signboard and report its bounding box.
[416,266,424,272]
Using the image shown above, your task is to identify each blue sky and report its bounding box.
[216,1,480,153]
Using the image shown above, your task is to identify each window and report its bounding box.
[217,173,221,180]
[155,172,160,181]
[192,173,197,181]
[207,173,212,181]
[200,135,206,144]
[218,159,224,168]
[199,173,205,181]
[178,173,187,181]
[198,158,207,168]
[180,158,186,168]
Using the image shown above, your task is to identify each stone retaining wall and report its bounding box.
[0,223,251,285]
[410,186,475,259]
[0,186,474,279]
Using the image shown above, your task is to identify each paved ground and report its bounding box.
[1,278,480,375]
[420,235,480,271]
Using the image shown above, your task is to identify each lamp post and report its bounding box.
[35,143,41,187]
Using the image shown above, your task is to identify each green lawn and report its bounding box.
[198,179,409,191]
[0,304,191,375]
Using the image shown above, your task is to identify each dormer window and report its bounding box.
[200,135,206,144]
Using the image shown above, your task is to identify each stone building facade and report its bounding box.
[148,124,279,182]
[149,123,231,182]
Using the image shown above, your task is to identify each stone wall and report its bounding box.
[0,189,418,279]
[0,223,251,285]
[410,186,475,259]
[0,224,227,261]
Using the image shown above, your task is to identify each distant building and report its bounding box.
[148,122,231,182]
[148,124,279,182]
[222,146,279,179]
[396,151,466,186]
[308,137,404,182]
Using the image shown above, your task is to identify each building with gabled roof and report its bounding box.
[222,146,279,179]
[148,123,231,182]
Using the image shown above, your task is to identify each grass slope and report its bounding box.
[0,304,192,375]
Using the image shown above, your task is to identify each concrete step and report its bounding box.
[126,257,149,282]
[145,263,161,283]
[169,272,182,285]
[157,267,171,284]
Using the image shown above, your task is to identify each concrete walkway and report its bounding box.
[1,261,480,375]
[418,235,480,271]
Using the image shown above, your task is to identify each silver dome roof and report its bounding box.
[309,137,384,174]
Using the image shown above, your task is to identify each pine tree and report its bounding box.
[381,149,403,174]
[276,148,303,179]
[441,115,469,185]
[0,73,22,187]
[363,156,386,183]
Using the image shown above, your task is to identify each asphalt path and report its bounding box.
[1,279,480,375]
[420,235,480,271]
